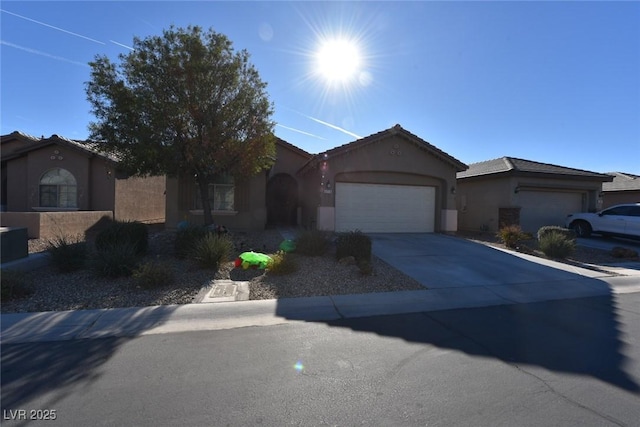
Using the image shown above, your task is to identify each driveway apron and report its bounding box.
[370,233,601,289]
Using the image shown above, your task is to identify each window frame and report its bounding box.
[193,174,236,212]
[39,168,78,209]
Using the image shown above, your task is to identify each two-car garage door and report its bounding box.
[518,190,584,233]
[335,183,436,233]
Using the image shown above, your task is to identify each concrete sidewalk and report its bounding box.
[2,273,638,345]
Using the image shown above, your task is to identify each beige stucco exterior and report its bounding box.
[165,139,311,230]
[602,191,640,208]
[1,133,166,238]
[298,127,465,232]
[457,174,604,233]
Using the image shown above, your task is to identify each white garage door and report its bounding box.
[335,183,436,233]
[519,191,583,233]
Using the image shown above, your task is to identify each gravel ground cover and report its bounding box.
[2,227,635,314]
[1,228,424,314]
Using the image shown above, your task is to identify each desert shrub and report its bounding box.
[174,224,209,259]
[133,260,175,289]
[295,229,330,256]
[357,259,373,276]
[46,234,88,273]
[611,247,639,259]
[267,251,297,275]
[538,231,576,259]
[336,230,372,263]
[1,269,33,301]
[92,242,139,278]
[190,233,233,269]
[537,226,576,242]
[95,220,148,256]
[497,225,529,249]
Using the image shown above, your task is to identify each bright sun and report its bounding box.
[315,38,362,84]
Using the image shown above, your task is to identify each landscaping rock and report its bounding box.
[611,246,639,259]
[338,256,356,266]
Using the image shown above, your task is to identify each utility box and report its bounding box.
[0,227,29,264]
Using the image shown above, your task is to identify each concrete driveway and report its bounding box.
[370,233,610,290]
[576,235,640,252]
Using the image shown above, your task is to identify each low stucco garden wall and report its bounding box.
[0,211,114,239]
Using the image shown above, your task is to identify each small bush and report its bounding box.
[497,225,529,249]
[611,247,639,259]
[537,226,576,242]
[336,230,372,262]
[267,251,297,275]
[295,229,330,256]
[92,242,139,278]
[174,224,209,259]
[1,270,33,301]
[539,231,576,259]
[190,233,233,269]
[357,259,373,276]
[46,234,88,273]
[133,260,175,289]
[95,220,148,256]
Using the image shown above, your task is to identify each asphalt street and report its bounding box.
[2,293,640,427]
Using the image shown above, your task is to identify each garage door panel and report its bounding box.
[335,183,435,233]
[519,191,583,232]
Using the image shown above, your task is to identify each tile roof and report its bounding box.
[275,137,312,159]
[1,132,120,162]
[457,156,612,180]
[603,172,640,192]
[298,124,467,174]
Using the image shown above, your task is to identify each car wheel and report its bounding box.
[571,220,592,237]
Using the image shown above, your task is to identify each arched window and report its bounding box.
[39,168,77,208]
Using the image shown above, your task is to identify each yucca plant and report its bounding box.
[190,233,233,269]
[46,234,88,273]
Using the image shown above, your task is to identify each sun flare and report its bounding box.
[314,38,362,84]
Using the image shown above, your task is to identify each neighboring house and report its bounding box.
[165,137,312,230]
[602,172,640,208]
[297,124,467,233]
[1,131,166,238]
[166,124,467,233]
[456,157,613,234]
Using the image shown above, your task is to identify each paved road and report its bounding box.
[3,293,639,426]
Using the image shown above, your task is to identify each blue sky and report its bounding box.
[1,1,639,174]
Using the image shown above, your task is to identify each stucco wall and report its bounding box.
[457,177,513,231]
[457,174,605,232]
[25,145,92,210]
[324,136,457,205]
[602,191,640,208]
[166,172,266,230]
[7,157,28,211]
[90,158,115,211]
[301,134,459,232]
[114,175,166,223]
[1,211,113,239]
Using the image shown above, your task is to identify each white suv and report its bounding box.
[565,203,640,239]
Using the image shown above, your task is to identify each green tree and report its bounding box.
[86,25,276,225]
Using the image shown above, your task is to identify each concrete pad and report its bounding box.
[1,309,103,343]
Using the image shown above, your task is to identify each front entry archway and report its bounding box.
[267,173,298,226]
